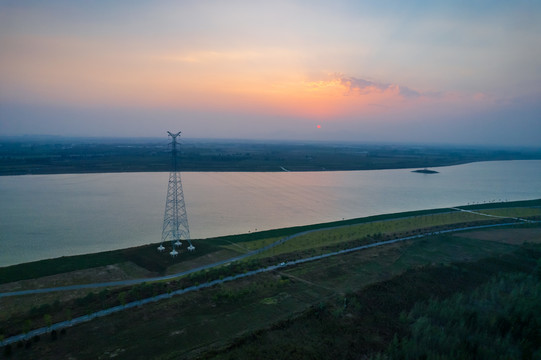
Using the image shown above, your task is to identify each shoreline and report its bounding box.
[1,158,540,177]
[2,198,540,274]
[0,162,463,176]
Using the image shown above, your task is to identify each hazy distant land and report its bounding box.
[1,137,541,175]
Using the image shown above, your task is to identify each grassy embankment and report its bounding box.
[2,199,539,285]
[1,200,540,359]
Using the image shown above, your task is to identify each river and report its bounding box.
[1,160,540,266]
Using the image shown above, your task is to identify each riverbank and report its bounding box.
[1,200,540,359]
[2,198,540,283]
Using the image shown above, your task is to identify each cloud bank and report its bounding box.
[335,74,421,98]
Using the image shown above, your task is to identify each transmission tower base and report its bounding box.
[187,245,195,251]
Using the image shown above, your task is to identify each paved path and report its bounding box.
[2,218,538,347]
[450,207,534,223]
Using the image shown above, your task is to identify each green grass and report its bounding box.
[203,243,541,360]
[279,233,519,297]
[119,238,236,274]
[0,251,124,285]
[249,211,493,258]
[477,206,541,218]
[460,199,541,211]
[0,238,240,284]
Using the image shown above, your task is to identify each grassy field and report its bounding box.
[1,200,540,359]
[247,211,493,257]
[475,207,541,218]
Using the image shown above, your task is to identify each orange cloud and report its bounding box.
[0,34,492,122]
[244,75,419,119]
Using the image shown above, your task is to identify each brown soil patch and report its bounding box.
[165,248,242,275]
[0,262,151,323]
[0,262,150,293]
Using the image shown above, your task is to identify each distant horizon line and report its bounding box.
[1,134,541,151]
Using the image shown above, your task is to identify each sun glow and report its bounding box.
[0,34,492,122]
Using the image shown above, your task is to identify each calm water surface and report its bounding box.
[1,160,540,266]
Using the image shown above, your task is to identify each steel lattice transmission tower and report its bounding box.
[158,131,195,256]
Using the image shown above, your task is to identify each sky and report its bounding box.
[1,0,540,146]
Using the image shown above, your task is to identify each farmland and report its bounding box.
[2,137,541,175]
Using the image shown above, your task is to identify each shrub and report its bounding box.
[3,344,12,357]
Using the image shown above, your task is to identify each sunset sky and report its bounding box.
[1,1,540,146]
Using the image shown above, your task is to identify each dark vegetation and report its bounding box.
[1,136,540,175]
[202,244,541,360]
[411,168,439,174]
[1,202,540,359]
[375,271,541,359]
[0,252,125,285]
[1,219,538,350]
